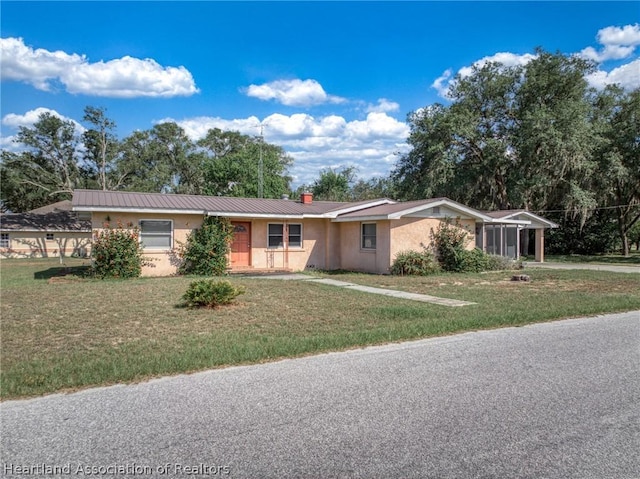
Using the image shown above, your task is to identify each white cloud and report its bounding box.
[0,37,199,98]
[2,107,85,133]
[431,69,453,98]
[598,24,640,47]
[433,24,640,99]
[165,111,410,187]
[158,115,263,140]
[1,107,87,154]
[458,52,537,79]
[0,134,20,152]
[579,24,640,62]
[587,58,640,90]
[244,79,346,107]
[366,98,400,113]
[580,44,636,62]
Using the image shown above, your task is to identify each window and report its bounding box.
[268,223,302,249]
[46,233,54,241]
[288,224,302,248]
[361,223,376,250]
[0,233,8,248]
[139,220,172,249]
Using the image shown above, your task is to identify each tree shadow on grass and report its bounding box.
[34,265,91,280]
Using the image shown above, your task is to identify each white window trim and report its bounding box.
[139,219,174,250]
[46,233,55,241]
[361,222,377,250]
[0,233,9,248]
[267,223,303,249]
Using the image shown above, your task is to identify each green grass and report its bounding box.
[1,258,639,399]
[541,251,640,265]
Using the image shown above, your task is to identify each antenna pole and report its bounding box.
[258,123,264,199]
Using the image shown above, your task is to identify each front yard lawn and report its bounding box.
[2,258,639,399]
[541,252,640,265]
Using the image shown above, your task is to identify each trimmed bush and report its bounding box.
[91,223,146,279]
[391,250,441,276]
[178,216,234,276]
[182,279,245,308]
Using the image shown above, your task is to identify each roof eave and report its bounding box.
[325,199,396,218]
[73,206,207,215]
[488,211,558,228]
[207,211,308,220]
[332,215,391,223]
[387,199,494,221]
[485,219,532,225]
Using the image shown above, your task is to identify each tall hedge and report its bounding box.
[178,216,234,276]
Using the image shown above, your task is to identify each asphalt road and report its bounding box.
[1,311,639,479]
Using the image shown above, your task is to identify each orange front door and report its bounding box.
[230,222,251,267]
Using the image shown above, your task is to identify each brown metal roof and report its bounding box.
[72,189,358,216]
[29,200,73,214]
[336,198,444,218]
[0,211,91,232]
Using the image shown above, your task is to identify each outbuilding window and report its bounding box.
[361,223,376,250]
[0,233,8,248]
[139,220,172,249]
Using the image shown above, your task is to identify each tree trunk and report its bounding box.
[616,207,631,257]
[621,234,630,257]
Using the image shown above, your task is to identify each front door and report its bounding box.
[230,222,251,267]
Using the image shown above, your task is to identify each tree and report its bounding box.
[593,87,640,256]
[117,122,204,194]
[351,176,397,201]
[513,51,598,219]
[394,61,522,209]
[393,50,623,254]
[198,128,292,198]
[0,112,80,211]
[309,166,356,201]
[82,106,119,191]
[394,51,598,217]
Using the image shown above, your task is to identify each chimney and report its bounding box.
[300,192,313,204]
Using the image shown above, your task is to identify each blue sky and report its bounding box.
[1,2,639,188]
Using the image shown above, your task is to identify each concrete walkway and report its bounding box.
[524,262,640,274]
[247,274,475,307]
[307,278,475,307]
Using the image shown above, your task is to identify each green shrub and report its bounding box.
[91,223,147,279]
[431,219,473,272]
[431,218,520,273]
[181,279,245,308]
[485,254,520,271]
[458,247,490,273]
[391,250,441,276]
[178,216,234,276]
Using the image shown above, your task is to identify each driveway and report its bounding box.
[1,311,639,478]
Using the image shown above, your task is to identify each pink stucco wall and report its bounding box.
[91,212,204,277]
[90,212,478,277]
[249,218,327,271]
[0,232,91,259]
[389,217,476,265]
[91,213,332,276]
[338,221,392,274]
